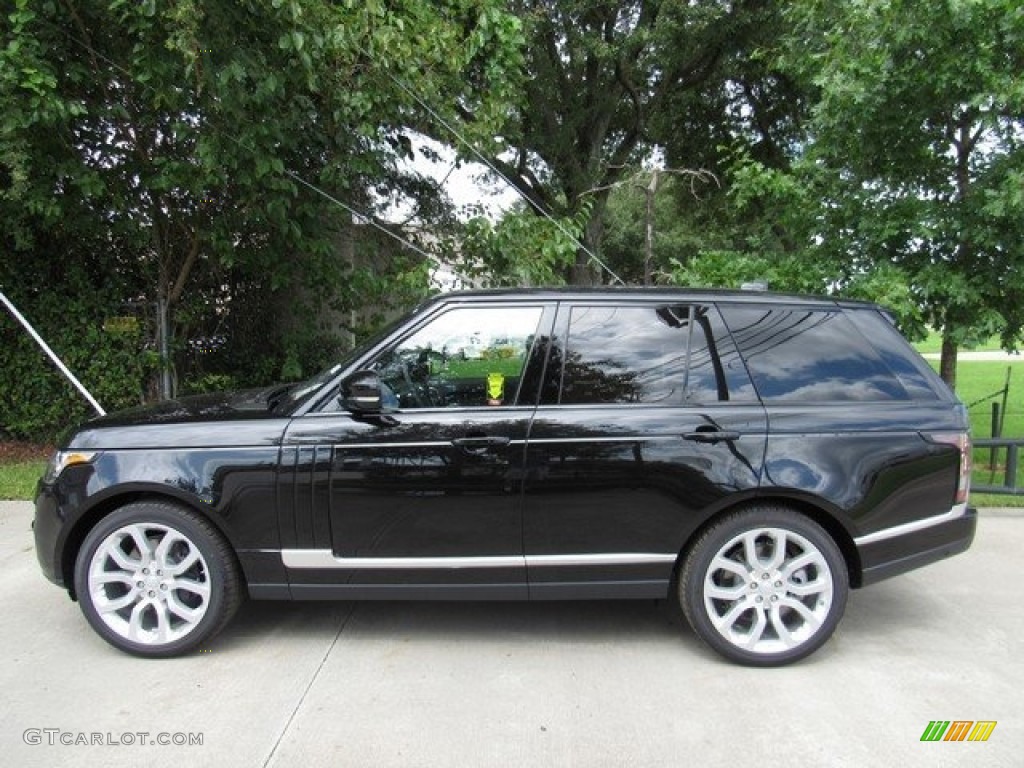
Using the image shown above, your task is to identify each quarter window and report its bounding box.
[844,309,941,401]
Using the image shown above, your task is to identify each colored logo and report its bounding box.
[487,372,505,404]
[920,721,997,742]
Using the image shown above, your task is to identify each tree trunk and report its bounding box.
[155,287,173,401]
[571,254,601,285]
[939,334,957,390]
[569,192,611,285]
[938,120,972,395]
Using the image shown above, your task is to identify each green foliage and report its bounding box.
[727,0,1024,380]
[1,0,524,436]
[600,172,720,284]
[179,374,237,397]
[456,204,588,286]
[610,0,1022,373]
[665,250,828,295]
[0,250,149,440]
[480,1,771,281]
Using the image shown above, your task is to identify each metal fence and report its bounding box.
[972,438,1024,495]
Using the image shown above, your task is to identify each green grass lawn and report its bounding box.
[923,358,1024,507]
[442,357,524,378]
[914,330,1006,355]
[0,461,44,501]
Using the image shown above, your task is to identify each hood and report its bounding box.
[93,387,282,425]
[63,387,292,450]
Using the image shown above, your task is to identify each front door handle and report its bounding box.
[683,429,741,444]
[452,436,511,453]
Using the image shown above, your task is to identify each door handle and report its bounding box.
[682,429,741,444]
[451,436,511,452]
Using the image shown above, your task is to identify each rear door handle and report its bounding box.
[683,429,741,444]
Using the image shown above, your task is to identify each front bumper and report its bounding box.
[33,480,67,588]
[856,504,977,587]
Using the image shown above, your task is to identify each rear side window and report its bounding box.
[549,304,755,405]
[720,305,909,402]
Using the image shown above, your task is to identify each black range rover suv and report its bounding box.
[34,289,976,665]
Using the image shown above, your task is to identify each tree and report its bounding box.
[0,221,152,438]
[1,0,524,409]
[733,0,1024,386]
[599,169,718,284]
[473,0,770,284]
[454,203,588,287]
[644,3,813,277]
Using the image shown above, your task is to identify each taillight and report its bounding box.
[929,432,971,505]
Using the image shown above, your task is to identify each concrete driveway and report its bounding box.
[1,501,1021,768]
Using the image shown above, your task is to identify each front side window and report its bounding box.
[550,304,753,405]
[369,306,544,408]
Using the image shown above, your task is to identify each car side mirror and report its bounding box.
[340,371,383,413]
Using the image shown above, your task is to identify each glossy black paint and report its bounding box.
[522,404,766,594]
[761,403,963,533]
[858,510,977,586]
[34,288,976,607]
[280,408,532,592]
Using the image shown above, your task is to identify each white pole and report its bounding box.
[0,289,106,416]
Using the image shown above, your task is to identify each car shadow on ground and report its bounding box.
[218,598,692,649]
[211,579,939,661]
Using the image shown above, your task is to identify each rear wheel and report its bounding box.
[74,501,243,657]
[679,506,848,666]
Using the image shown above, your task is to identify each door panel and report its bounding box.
[281,410,530,592]
[523,405,766,596]
[522,301,767,597]
[279,302,552,597]
[328,411,527,559]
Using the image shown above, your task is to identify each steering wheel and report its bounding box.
[398,359,430,408]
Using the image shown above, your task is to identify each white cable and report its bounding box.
[0,289,106,416]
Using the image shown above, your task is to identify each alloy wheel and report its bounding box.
[86,522,212,646]
[702,527,834,655]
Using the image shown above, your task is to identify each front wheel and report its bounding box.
[74,501,243,657]
[679,506,848,666]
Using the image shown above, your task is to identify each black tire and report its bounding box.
[679,506,848,666]
[73,500,243,658]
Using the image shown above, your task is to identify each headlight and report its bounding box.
[42,451,98,483]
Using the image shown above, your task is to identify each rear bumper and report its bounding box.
[856,504,977,587]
